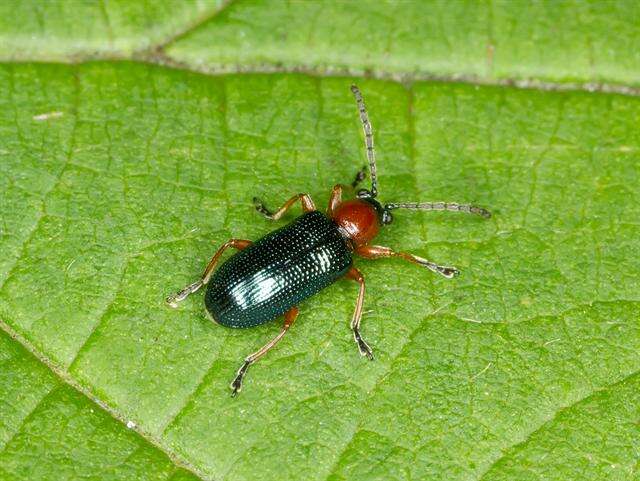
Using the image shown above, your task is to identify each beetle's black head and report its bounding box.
[357,189,393,226]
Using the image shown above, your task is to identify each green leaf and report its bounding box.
[165,0,640,86]
[0,330,199,481]
[1,2,640,481]
[0,0,225,61]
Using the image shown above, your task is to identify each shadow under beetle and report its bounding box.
[167,85,491,396]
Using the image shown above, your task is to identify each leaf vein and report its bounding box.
[0,383,57,454]
[0,319,209,481]
[476,368,640,481]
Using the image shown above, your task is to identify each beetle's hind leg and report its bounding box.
[345,267,373,360]
[231,306,299,396]
[166,238,252,307]
[253,193,315,220]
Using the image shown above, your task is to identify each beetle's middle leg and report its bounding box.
[253,193,315,220]
[356,245,460,279]
[230,306,299,396]
[166,238,252,307]
[345,266,373,360]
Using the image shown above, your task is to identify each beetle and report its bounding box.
[166,85,491,396]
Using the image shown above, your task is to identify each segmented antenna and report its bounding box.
[350,84,378,197]
[385,202,491,219]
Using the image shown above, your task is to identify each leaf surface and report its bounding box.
[1,2,639,481]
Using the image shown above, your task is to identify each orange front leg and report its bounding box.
[356,245,460,279]
[327,184,344,216]
[327,167,367,216]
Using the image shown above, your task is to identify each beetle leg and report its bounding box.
[345,267,373,360]
[253,193,315,220]
[327,184,343,216]
[166,238,252,307]
[351,165,367,189]
[327,167,367,216]
[356,245,460,279]
[230,306,299,396]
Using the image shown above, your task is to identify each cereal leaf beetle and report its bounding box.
[167,85,491,396]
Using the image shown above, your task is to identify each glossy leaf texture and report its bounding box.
[1,2,640,481]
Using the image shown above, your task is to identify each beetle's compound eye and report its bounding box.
[381,210,393,225]
[357,189,372,199]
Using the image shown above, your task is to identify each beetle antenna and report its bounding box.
[385,202,491,219]
[351,84,378,198]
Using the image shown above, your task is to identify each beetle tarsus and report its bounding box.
[413,256,460,279]
[439,266,460,278]
[431,265,459,279]
[166,280,203,307]
[351,166,367,189]
[254,194,316,221]
[253,197,275,219]
[230,360,251,396]
[354,328,374,360]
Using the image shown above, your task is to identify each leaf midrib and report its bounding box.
[1,0,639,98]
[0,318,210,481]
